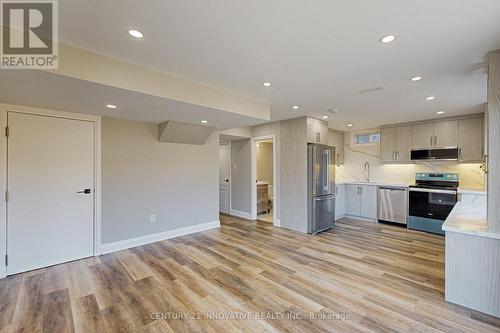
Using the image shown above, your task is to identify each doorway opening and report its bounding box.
[218,142,231,214]
[252,136,276,225]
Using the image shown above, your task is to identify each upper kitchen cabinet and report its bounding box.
[458,116,484,162]
[380,125,412,162]
[434,120,458,147]
[413,120,457,148]
[307,117,328,145]
[380,127,396,162]
[328,129,345,164]
[412,123,435,148]
[382,114,484,163]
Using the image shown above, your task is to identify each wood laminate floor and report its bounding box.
[1,216,499,333]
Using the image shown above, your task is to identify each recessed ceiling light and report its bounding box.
[322,116,328,119]
[426,96,435,101]
[262,82,272,87]
[380,35,396,43]
[292,105,299,110]
[106,104,117,109]
[436,111,445,115]
[201,120,208,124]
[127,29,144,39]
[410,76,422,82]
[347,123,353,127]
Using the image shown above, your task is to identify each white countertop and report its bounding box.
[442,200,500,240]
[457,187,487,195]
[337,181,486,194]
[336,181,409,188]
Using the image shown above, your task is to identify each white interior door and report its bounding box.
[219,144,230,213]
[7,112,95,275]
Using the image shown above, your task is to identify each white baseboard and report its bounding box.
[273,218,281,227]
[101,220,221,254]
[229,209,253,220]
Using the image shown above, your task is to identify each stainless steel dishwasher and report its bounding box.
[377,187,408,225]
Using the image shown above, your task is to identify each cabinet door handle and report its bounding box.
[430,136,433,146]
[434,136,437,146]
[360,187,363,195]
[396,151,399,160]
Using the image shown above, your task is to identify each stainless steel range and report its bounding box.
[408,173,458,235]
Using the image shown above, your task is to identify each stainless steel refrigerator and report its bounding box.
[307,143,336,234]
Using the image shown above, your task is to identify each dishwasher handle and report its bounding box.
[379,187,406,191]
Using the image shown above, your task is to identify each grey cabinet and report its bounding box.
[381,126,412,162]
[413,120,458,148]
[345,185,361,216]
[307,118,328,145]
[396,126,413,161]
[328,129,345,165]
[345,184,377,219]
[360,186,377,219]
[335,184,345,220]
[383,114,484,163]
[412,123,434,148]
[458,117,484,162]
[380,127,396,162]
[434,120,458,147]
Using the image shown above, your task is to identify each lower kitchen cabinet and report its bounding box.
[345,184,377,220]
[335,184,345,220]
[359,186,377,219]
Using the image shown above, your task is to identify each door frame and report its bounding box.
[219,142,231,214]
[251,135,278,226]
[0,103,102,278]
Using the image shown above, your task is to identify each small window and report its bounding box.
[354,133,380,144]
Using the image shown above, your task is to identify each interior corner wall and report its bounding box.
[230,139,252,214]
[101,117,219,244]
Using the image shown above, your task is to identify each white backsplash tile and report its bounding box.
[336,142,485,189]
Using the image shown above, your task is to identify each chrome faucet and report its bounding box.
[364,162,370,182]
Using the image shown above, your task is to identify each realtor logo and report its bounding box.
[1,0,58,69]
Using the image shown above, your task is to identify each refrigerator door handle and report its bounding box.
[314,194,335,201]
[323,150,329,192]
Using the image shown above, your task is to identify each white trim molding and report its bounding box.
[251,135,278,227]
[101,220,221,254]
[229,209,253,220]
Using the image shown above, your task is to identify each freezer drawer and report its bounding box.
[308,194,335,234]
[378,187,408,224]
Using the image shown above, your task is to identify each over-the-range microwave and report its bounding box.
[410,147,459,161]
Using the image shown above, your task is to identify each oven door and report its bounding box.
[408,188,457,220]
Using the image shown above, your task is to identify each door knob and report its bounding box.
[225,179,229,183]
[77,189,92,194]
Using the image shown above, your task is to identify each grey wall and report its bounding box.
[101,117,219,244]
[230,139,251,213]
[257,142,273,184]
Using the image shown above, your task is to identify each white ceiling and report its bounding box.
[18,1,500,130]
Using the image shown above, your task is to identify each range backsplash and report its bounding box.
[335,142,485,190]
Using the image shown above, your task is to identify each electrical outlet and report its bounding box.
[150,214,156,223]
